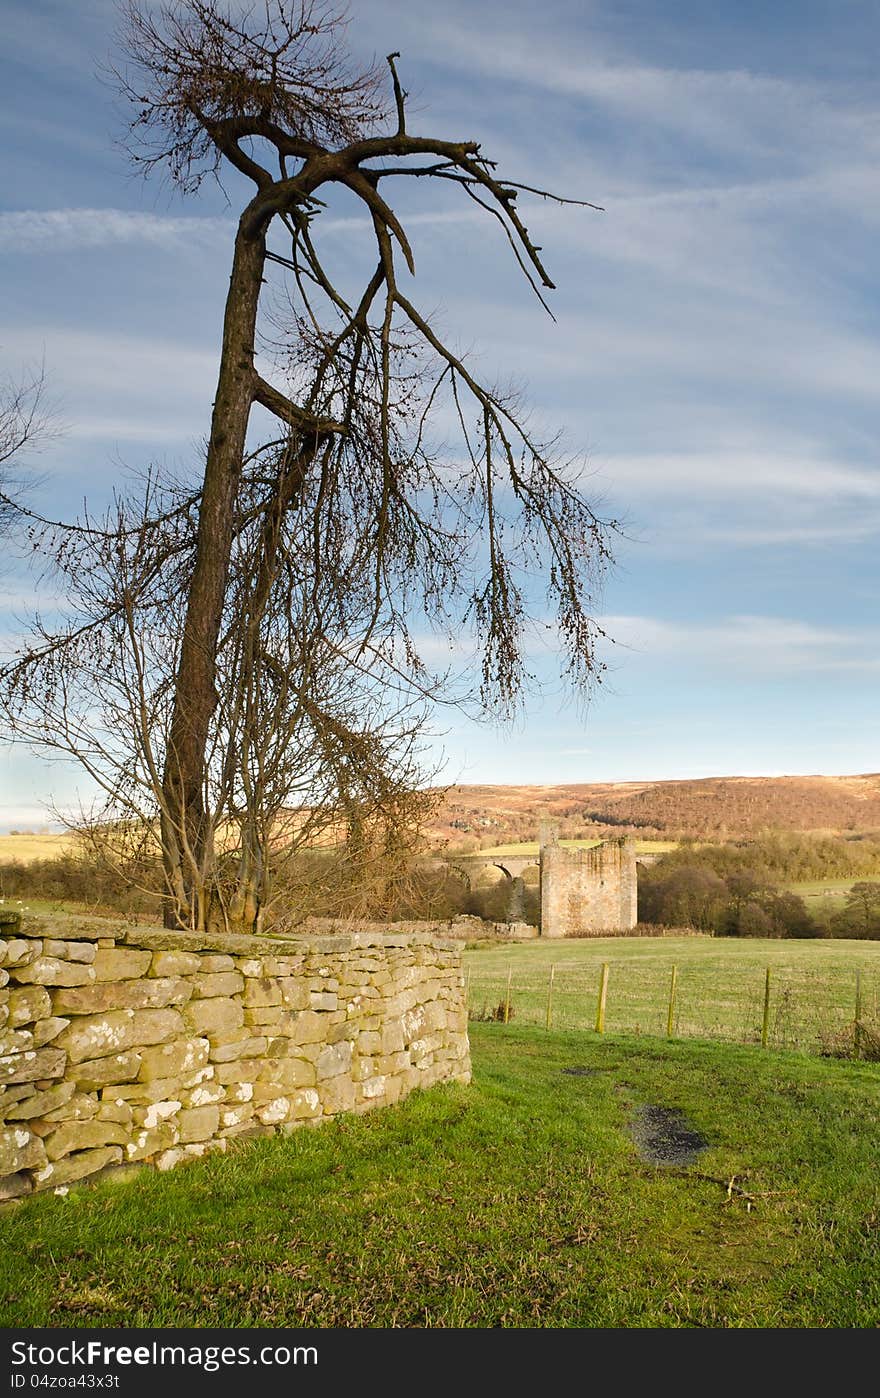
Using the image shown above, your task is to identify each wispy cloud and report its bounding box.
[601,613,880,674]
[0,209,235,254]
[597,450,880,500]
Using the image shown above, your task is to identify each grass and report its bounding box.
[784,879,855,914]
[1,1024,879,1328]
[464,936,880,1053]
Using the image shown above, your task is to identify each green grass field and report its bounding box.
[464,936,880,1053]
[784,879,855,914]
[2,1024,879,1328]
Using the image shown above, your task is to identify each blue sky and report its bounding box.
[1,0,879,830]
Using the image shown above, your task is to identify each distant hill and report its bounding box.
[429,774,880,847]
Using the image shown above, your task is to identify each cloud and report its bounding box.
[600,613,880,675]
[0,206,482,259]
[596,450,880,500]
[0,326,218,452]
[0,209,235,254]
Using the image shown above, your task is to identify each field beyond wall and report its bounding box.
[464,936,880,1054]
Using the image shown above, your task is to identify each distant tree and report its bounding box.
[831,882,880,940]
[638,862,728,931]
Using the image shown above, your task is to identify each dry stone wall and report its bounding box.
[0,913,470,1201]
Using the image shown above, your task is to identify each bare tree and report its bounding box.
[2,1,616,930]
[0,363,56,533]
[1,464,441,931]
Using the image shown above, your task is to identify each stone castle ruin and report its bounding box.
[540,836,638,937]
[462,835,639,936]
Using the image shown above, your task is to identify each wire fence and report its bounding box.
[465,954,880,1056]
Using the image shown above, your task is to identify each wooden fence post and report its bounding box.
[667,965,678,1039]
[595,963,609,1034]
[546,963,555,1030]
[854,971,862,1058]
[761,967,771,1049]
[503,966,512,1025]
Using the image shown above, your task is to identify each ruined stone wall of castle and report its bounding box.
[0,915,470,1201]
[539,839,638,937]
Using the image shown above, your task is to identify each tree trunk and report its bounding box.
[161,215,267,926]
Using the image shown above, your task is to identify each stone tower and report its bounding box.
[539,837,637,937]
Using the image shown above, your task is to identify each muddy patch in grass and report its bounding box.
[629,1105,708,1167]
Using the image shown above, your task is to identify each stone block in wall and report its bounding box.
[262,957,305,978]
[53,978,192,1015]
[43,940,96,963]
[224,1082,253,1103]
[44,1119,129,1161]
[177,1105,220,1143]
[0,1124,47,1174]
[138,1038,210,1082]
[324,1018,351,1046]
[316,1041,352,1081]
[5,1082,75,1120]
[55,1008,184,1064]
[242,977,281,1009]
[277,979,310,1010]
[286,1088,320,1121]
[7,985,52,1027]
[42,1093,99,1123]
[357,1030,382,1056]
[126,1121,179,1162]
[359,1075,387,1102]
[219,1102,255,1130]
[182,1080,224,1108]
[256,1057,315,1090]
[11,957,95,988]
[183,997,244,1036]
[214,1060,262,1085]
[72,1051,142,1091]
[0,1029,35,1056]
[255,1096,291,1125]
[188,972,244,999]
[32,1145,123,1190]
[382,1076,403,1106]
[320,1076,356,1115]
[401,1005,427,1041]
[242,1006,285,1028]
[0,1047,66,1085]
[97,1101,133,1125]
[278,1009,325,1046]
[207,1031,267,1064]
[198,955,235,973]
[151,950,201,977]
[376,1051,410,1076]
[33,1017,70,1047]
[0,1172,32,1200]
[103,1077,183,1105]
[4,940,39,968]
[381,1023,405,1055]
[236,958,263,977]
[92,948,153,982]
